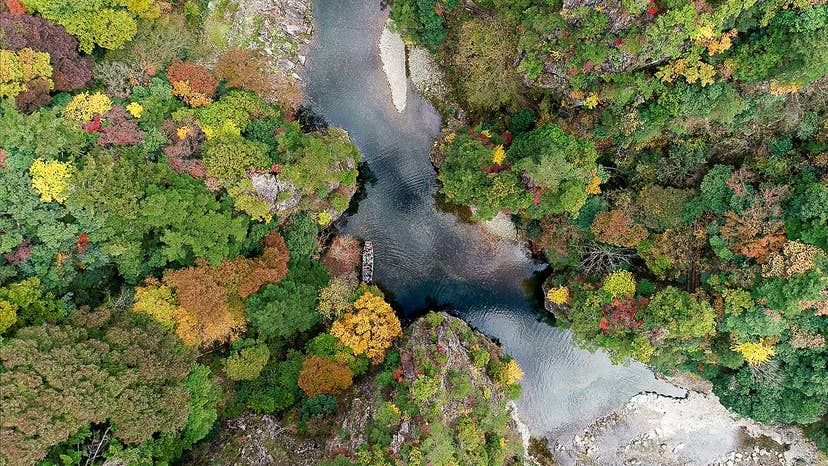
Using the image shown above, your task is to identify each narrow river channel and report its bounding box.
[304,0,684,442]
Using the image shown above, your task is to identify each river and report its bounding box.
[304,0,684,443]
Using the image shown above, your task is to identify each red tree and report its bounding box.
[98,106,145,146]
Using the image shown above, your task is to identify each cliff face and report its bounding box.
[188,312,527,465]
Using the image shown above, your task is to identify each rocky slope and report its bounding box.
[220,0,313,79]
[187,312,527,465]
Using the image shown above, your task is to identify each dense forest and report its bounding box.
[391,0,828,453]
[0,1,527,465]
[2,0,827,464]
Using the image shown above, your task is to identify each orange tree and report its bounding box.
[297,354,354,398]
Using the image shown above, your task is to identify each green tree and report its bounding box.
[245,262,328,342]
[645,287,716,341]
[224,342,271,381]
[0,277,68,333]
[453,17,522,113]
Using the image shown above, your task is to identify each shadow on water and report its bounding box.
[342,161,376,217]
[304,0,684,441]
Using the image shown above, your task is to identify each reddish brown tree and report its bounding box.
[0,14,93,91]
[591,209,649,248]
[321,235,361,276]
[166,59,218,106]
[13,77,51,113]
[719,185,788,263]
[97,106,145,146]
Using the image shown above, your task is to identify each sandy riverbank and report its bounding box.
[378,19,407,112]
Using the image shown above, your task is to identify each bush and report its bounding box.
[373,401,401,428]
[507,108,536,134]
[601,271,637,298]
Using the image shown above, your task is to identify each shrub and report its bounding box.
[546,286,570,305]
[373,401,401,428]
[411,375,439,407]
[300,395,337,420]
[601,271,636,298]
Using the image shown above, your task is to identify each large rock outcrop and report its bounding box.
[187,312,528,465]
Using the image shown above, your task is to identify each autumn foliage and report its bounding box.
[331,292,402,363]
[142,232,289,348]
[167,58,218,107]
[591,209,649,248]
[321,235,361,277]
[0,13,93,92]
[297,354,354,397]
[213,47,302,111]
[97,105,145,146]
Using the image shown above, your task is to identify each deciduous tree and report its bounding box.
[0,14,93,92]
[297,354,354,398]
[330,292,402,363]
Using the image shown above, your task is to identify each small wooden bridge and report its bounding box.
[361,241,374,284]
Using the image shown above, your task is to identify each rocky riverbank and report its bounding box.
[221,0,313,79]
[548,389,824,466]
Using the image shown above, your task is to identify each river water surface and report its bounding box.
[304,0,683,442]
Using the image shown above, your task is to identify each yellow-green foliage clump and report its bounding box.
[29,158,73,203]
[62,92,112,122]
[0,48,53,98]
[732,341,776,366]
[126,101,143,118]
[132,278,179,329]
[601,271,636,298]
[491,144,505,165]
[499,359,524,385]
[546,286,569,305]
[228,180,272,223]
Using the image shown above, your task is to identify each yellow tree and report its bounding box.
[62,91,112,122]
[501,359,524,385]
[732,341,776,366]
[132,278,178,329]
[29,159,73,203]
[330,292,402,363]
[546,286,569,305]
[491,144,505,165]
[0,48,53,98]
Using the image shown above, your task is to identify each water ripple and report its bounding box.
[306,0,681,439]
